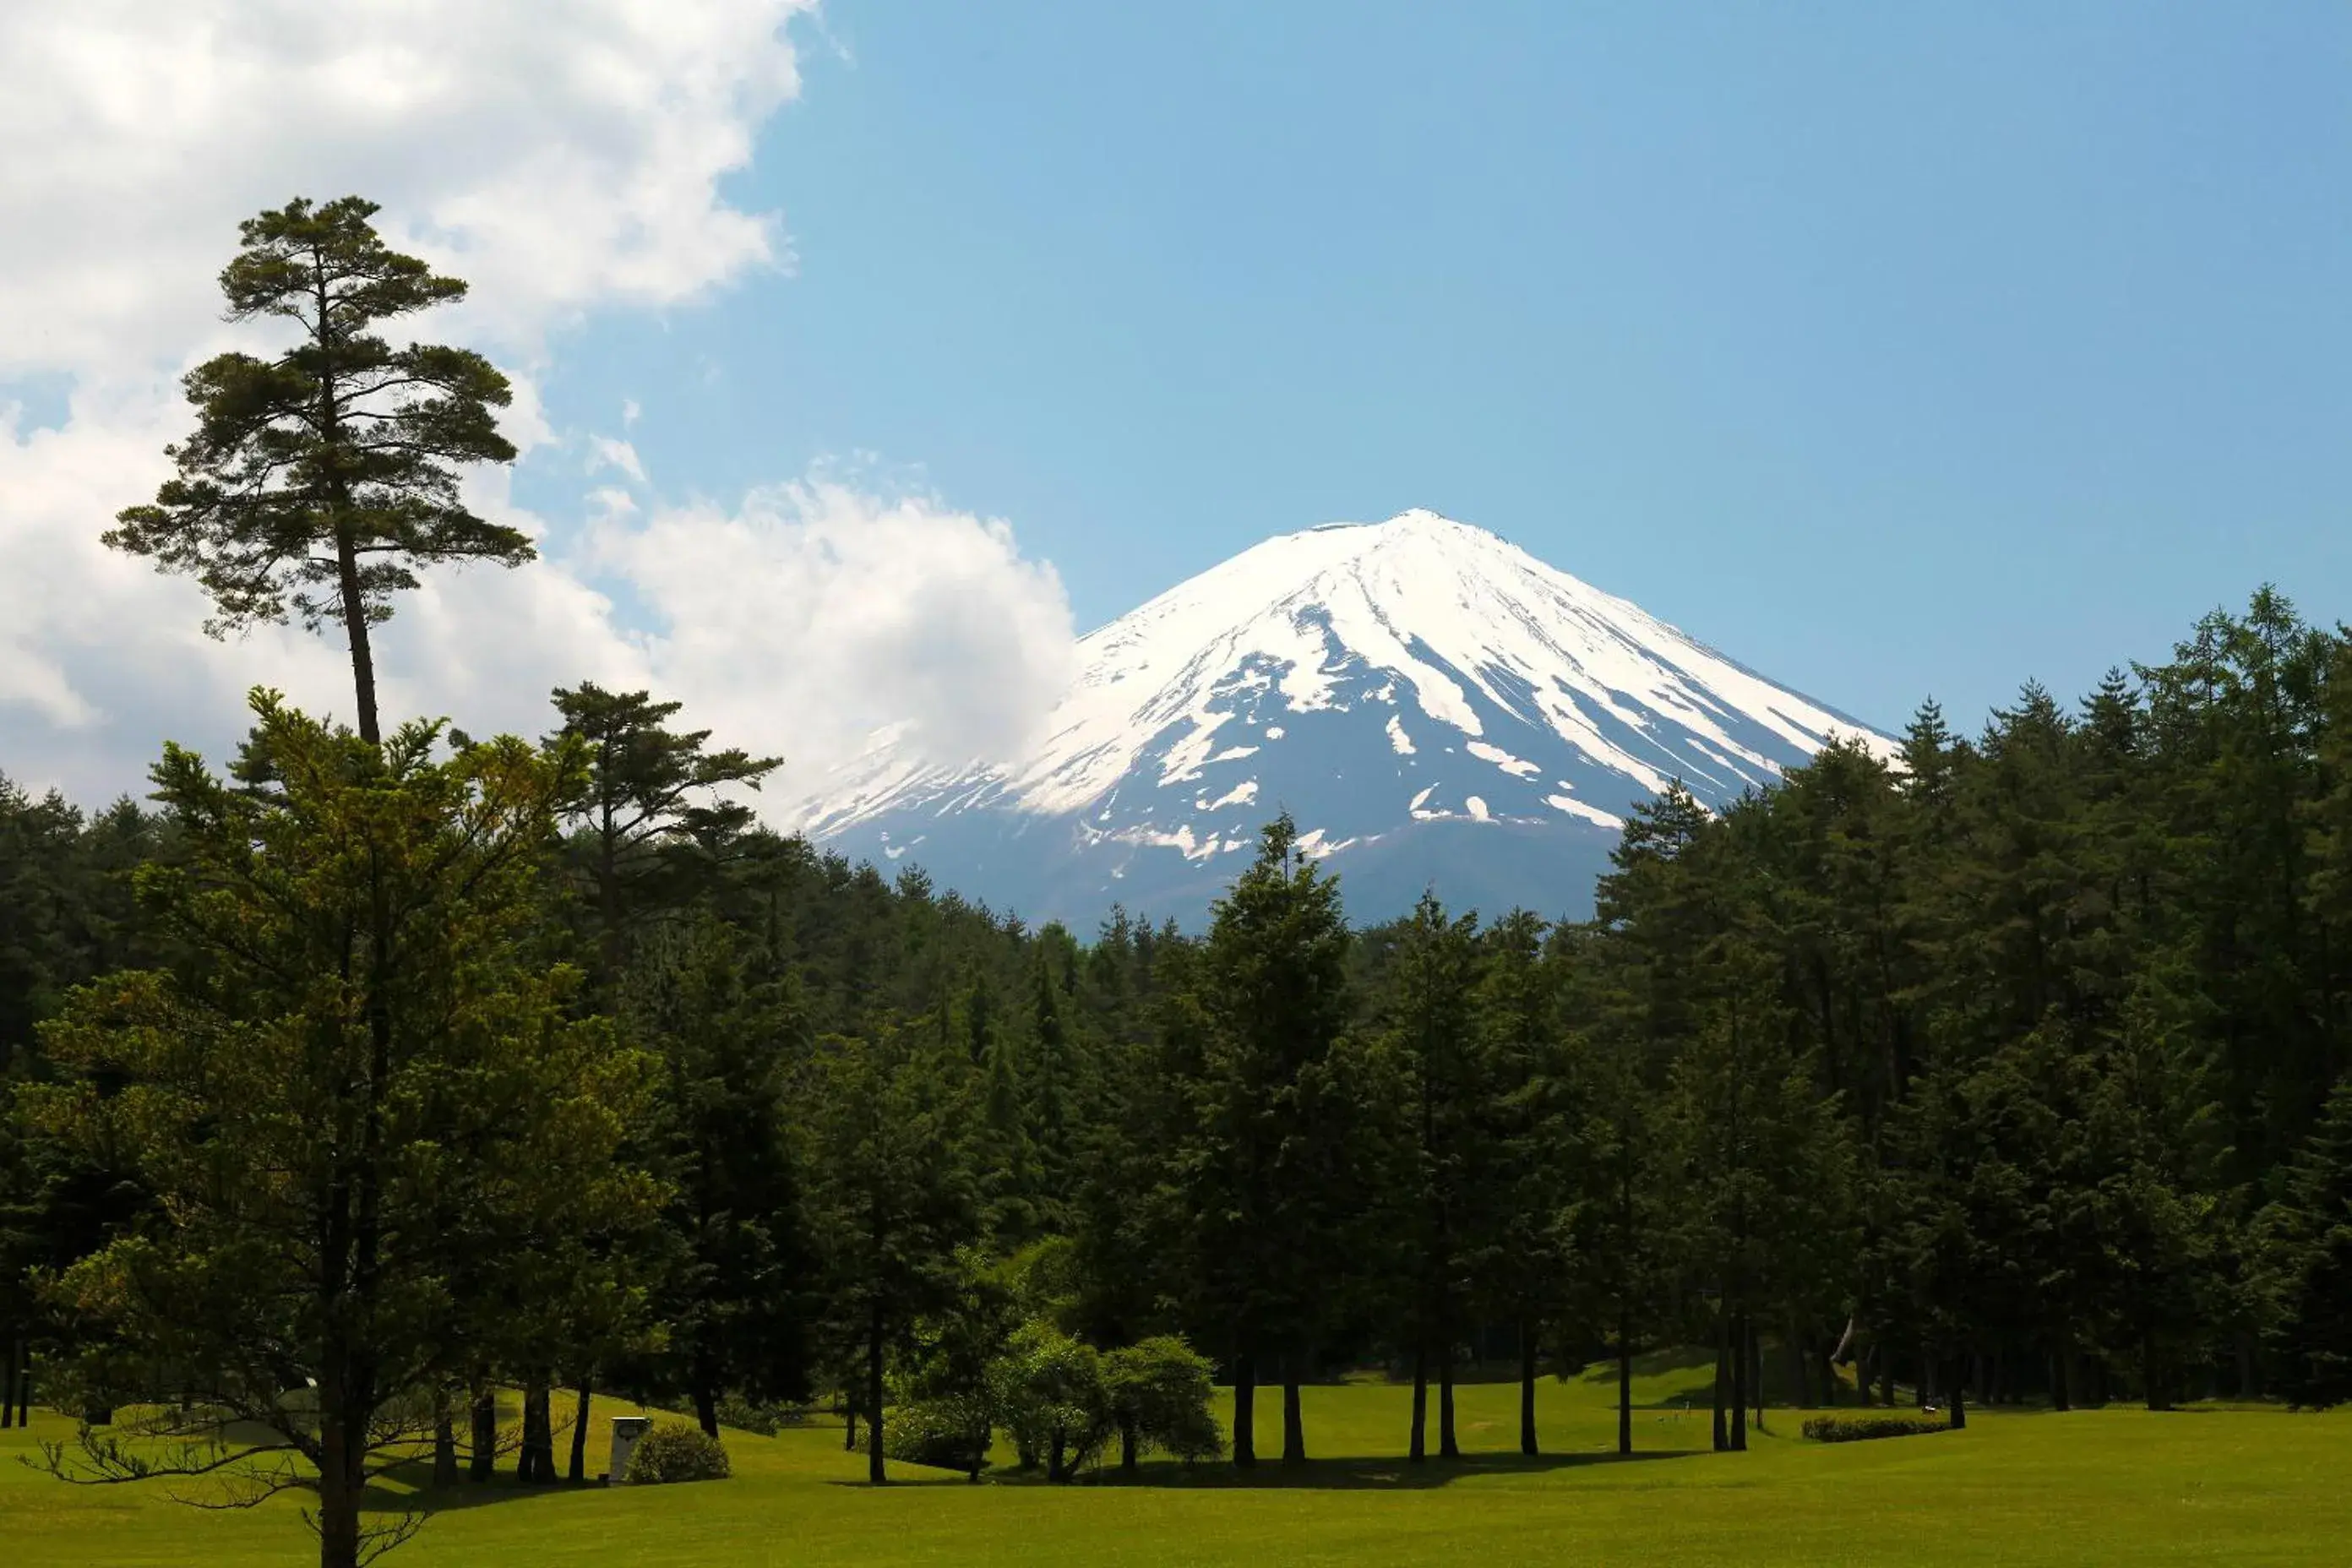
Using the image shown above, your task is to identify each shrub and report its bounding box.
[714,1394,801,1436]
[990,1321,1112,1481]
[1103,1336,1224,1466]
[1803,1413,1950,1443]
[624,1421,732,1483]
[885,1394,994,1475]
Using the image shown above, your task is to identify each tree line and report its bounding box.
[3,197,2350,1566]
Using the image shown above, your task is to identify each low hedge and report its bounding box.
[1802,1413,1950,1443]
[625,1421,732,1483]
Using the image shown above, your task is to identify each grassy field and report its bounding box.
[4,1357,2348,1567]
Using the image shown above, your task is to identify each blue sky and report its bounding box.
[522,0,2352,737]
[7,2,2349,806]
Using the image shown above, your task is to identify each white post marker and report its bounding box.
[610,1415,652,1484]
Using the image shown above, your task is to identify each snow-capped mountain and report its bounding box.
[789,510,1895,928]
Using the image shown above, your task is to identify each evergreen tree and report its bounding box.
[624,915,814,1435]
[106,199,525,745]
[1184,814,1358,1468]
[2258,1074,2352,1407]
[1476,908,1582,1456]
[806,1024,982,1484]
[1378,892,1484,1462]
[546,683,781,979]
[21,694,655,1568]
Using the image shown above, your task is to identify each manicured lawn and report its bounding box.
[4,1359,2347,1566]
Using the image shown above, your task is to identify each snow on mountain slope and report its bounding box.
[787,510,1896,928]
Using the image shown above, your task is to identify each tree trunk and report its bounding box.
[1119,1415,1138,1475]
[569,1376,591,1483]
[1946,1355,1968,1429]
[1730,1312,1749,1451]
[1788,1323,1815,1410]
[433,1391,459,1488]
[2236,1330,2258,1400]
[1519,1320,1539,1457]
[514,1383,535,1482]
[2052,1322,2073,1413]
[1616,1331,1633,1457]
[1232,1353,1257,1470]
[1750,1319,1767,1435]
[693,1383,720,1440]
[317,1380,363,1568]
[1408,1341,1428,1462]
[330,527,383,748]
[1438,1348,1459,1460]
[469,1385,498,1482]
[1281,1363,1306,1467]
[867,1298,887,1484]
[1,1336,15,1429]
[516,1380,554,1483]
[1712,1319,1729,1453]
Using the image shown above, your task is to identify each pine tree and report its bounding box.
[624,915,813,1436]
[806,1024,982,1484]
[547,683,781,980]
[107,199,525,745]
[1379,892,1483,1462]
[1476,908,1581,1457]
[1185,814,1357,1468]
[2259,1074,2352,1407]
[22,694,656,1568]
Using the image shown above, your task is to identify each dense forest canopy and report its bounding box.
[6,199,2352,1568]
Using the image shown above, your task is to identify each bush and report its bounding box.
[1802,1413,1950,1443]
[714,1394,801,1436]
[991,1322,1113,1481]
[624,1421,732,1483]
[885,1394,994,1474]
[1104,1336,1224,1466]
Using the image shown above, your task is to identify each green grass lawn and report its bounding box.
[5,1358,2348,1566]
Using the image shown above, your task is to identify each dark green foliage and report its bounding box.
[624,917,813,1435]
[1802,1412,1948,1442]
[2259,1075,2352,1408]
[805,1025,983,1484]
[1370,892,1488,1462]
[623,1421,732,1484]
[106,198,524,743]
[1182,814,1364,1468]
[22,694,658,1567]
[547,683,781,978]
[19,538,2352,1549]
[880,1395,993,1474]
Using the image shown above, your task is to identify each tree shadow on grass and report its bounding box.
[368,1456,622,1517]
[836,1449,1701,1492]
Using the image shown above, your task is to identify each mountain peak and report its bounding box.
[791,513,1894,928]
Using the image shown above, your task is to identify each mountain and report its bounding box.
[787,510,1896,929]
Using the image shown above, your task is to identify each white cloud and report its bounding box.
[0,0,812,379]
[0,1,1084,814]
[587,434,650,485]
[587,481,1080,786]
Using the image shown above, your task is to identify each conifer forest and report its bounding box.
[4,203,2352,1568]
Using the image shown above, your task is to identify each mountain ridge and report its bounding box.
[786,510,1896,928]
